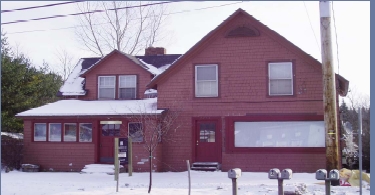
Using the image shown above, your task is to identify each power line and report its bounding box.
[331,2,340,74]
[303,1,320,53]
[1,1,85,13]
[7,1,244,35]
[2,1,177,25]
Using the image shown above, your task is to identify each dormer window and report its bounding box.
[98,76,115,99]
[119,75,137,99]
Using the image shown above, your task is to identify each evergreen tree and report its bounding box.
[1,33,63,133]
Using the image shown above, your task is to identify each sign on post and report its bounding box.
[118,138,128,164]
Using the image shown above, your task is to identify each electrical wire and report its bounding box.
[1,1,85,13]
[2,1,177,25]
[331,1,340,74]
[6,1,244,35]
[303,1,320,53]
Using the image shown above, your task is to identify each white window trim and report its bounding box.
[98,76,116,99]
[268,62,293,96]
[118,75,137,99]
[195,64,218,97]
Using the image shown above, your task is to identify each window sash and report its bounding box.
[34,123,46,141]
[128,122,143,142]
[79,123,92,142]
[98,76,115,99]
[268,62,293,95]
[49,123,62,142]
[195,65,218,97]
[64,123,77,142]
[119,75,136,99]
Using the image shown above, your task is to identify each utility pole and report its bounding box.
[319,1,340,186]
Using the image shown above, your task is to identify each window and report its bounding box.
[101,124,121,136]
[49,123,62,142]
[234,121,325,147]
[128,123,143,142]
[119,75,136,99]
[268,62,293,95]
[98,76,115,99]
[79,123,93,142]
[34,123,46,141]
[195,65,218,97]
[199,123,216,142]
[64,123,77,142]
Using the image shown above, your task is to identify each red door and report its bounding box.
[195,121,220,162]
[99,123,121,163]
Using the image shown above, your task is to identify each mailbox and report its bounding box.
[228,168,242,179]
[268,168,280,179]
[280,169,293,180]
[316,169,327,180]
[328,169,339,180]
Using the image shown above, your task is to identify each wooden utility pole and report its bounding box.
[319,0,340,181]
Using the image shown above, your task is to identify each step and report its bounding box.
[81,164,125,174]
[191,162,221,171]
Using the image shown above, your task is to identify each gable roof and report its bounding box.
[147,8,323,88]
[57,50,181,96]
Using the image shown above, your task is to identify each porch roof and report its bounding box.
[16,98,163,117]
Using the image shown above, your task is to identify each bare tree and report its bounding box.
[123,102,182,193]
[54,48,76,81]
[75,1,168,56]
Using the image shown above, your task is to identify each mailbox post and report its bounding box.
[268,168,293,195]
[228,168,241,195]
[315,169,339,195]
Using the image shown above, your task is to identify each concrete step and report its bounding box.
[80,164,124,174]
[191,162,221,172]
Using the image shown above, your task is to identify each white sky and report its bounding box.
[1,168,371,194]
[1,1,370,97]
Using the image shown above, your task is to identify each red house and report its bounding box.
[17,9,348,172]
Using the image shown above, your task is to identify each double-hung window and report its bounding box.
[268,62,293,95]
[195,64,218,97]
[98,76,115,99]
[119,75,136,99]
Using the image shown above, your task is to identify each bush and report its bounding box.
[1,136,23,170]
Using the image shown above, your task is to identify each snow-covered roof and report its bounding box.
[1,132,23,139]
[16,98,163,117]
[58,59,87,96]
[57,51,181,97]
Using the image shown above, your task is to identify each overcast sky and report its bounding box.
[1,1,370,98]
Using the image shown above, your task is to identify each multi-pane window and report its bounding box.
[64,123,77,142]
[79,123,93,142]
[128,123,143,142]
[49,123,62,142]
[268,62,293,95]
[119,75,136,99]
[101,124,121,136]
[33,122,92,142]
[98,76,115,99]
[34,123,47,141]
[199,123,216,142]
[195,65,218,97]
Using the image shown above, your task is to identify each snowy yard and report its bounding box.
[1,168,370,195]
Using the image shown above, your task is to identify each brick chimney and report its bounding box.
[145,47,166,56]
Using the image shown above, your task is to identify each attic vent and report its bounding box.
[225,24,260,38]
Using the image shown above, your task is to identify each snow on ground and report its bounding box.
[1,168,370,195]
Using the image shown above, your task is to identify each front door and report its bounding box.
[99,122,121,163]
[195,120,220,162]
